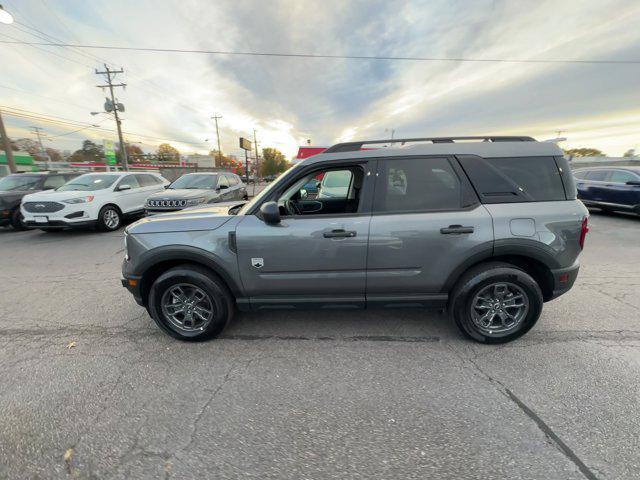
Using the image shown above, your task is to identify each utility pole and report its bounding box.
[96,64,128,171]
[253,128,259,179]
[211,115,222,168]
[30,126,51,169]
[0,109,17,173]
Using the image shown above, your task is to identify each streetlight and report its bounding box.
[0,5,14,25]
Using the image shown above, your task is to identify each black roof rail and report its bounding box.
[324,136,536,153]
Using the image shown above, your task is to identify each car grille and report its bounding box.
[147,199,188,208]
[23,201,65,213]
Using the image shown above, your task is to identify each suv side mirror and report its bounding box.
[218,184,229,190]
[260,201,280,224]
[117,184,131,191]
[626,180,640,186]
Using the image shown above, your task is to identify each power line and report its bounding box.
[1,39,639,64]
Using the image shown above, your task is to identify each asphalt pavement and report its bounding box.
[0,210,638,479]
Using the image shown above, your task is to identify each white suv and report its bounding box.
[21,172,169,232]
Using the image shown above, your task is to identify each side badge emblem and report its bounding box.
[251,258,264,269]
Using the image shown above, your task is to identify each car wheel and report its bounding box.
[97,205,121,231]
[10,208,27,231]
[148,265,234,341]
[449,262,543,344]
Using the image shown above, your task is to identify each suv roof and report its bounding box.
[304,136,563,165]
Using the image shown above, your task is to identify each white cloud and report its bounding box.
[0,0,639,158]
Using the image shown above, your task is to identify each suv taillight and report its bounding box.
[579,217,589,250]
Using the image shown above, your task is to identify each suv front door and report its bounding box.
[235,162,374,309]
[366,156,494,307]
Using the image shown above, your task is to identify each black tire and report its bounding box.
[148,265,234,341]
[10,208,27,231]
[97,205,122,232]
[449,262,543,344]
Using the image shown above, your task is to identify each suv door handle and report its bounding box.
[323,229,357,238]
[440,225,474,234]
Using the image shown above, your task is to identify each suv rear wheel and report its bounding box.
[449,262,543,343]
[148,265,234,341]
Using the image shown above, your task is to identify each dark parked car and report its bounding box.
[574,167,640,215]
[0,172,80,230]
[123,136,588,344]
[145,172,247,215]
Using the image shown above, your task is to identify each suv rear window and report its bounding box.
[458,156,566,203]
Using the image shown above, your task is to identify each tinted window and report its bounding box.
[458,156,565,203]
[58,174,120,191]
[42,175,67,190]
[609,170,638,183]
[585,170,608,181]
[0,175,43,191]
[170,174,218,189]
[573,170,589,179]
[374,158,461,212]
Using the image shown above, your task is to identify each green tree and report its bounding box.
[69,140,104,163]
[260,147,289,177]
[564,148,605,157]
[623,149,636,158]
[157,143,180,163]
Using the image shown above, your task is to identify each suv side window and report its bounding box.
[458,156,565,203]
[585,170,608,181]
[217,175,229,188]
[373,158,462,212]
[573,170,589,180]
[43,175,67,190]
[136,174,158,187]
[117,175,140,190]
[228,175,239,186]
[609,170,638,183]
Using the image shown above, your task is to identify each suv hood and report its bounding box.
[127,201,246,234]
[22,189,91,202]
[147,188,217,200]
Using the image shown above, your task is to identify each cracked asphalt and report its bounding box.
[0,210,639,479]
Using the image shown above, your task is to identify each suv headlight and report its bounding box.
[185,197,205,206]
[62,195,94,204]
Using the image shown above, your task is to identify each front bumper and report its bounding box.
[22,203,99,229]
[549,261,580,300]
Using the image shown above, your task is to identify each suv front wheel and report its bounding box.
[449,262,543,343]
[148,265,234,341]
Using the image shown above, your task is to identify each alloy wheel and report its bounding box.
[470,282,529,335]
[160,283,215,332]
[103,209,120,229]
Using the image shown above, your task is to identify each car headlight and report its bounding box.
[62,195,94,204]
[185,197,205,206]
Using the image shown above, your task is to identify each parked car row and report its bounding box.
[1,170,247,232]
[573,166,640,215]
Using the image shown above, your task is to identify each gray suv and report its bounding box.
[145,172,247,215]
[122,136,588,344]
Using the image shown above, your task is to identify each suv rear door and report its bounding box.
[602,169,640,208]
[366,156,493,307]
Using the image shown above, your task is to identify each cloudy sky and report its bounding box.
[1,0,639,159]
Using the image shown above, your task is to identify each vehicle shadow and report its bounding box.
[587,207,640,223]
[224,307,461,343]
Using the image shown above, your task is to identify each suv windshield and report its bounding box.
[57,174,119,191]
[170,174,218,190]
[0,175,42,191]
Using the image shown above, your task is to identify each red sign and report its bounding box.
[295,146,328,160]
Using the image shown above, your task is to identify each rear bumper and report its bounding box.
[548,261,580,300]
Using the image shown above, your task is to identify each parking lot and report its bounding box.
[0,210,638,479]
